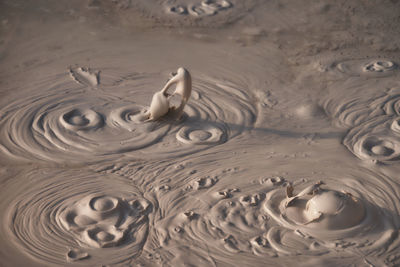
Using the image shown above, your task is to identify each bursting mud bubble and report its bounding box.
[1,0,400,266]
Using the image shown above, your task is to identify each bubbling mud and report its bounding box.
[372,87,400,116]
[4,169,152,265]
[330,59,398,78]
[176,122,227,145]
[343,116,400,164]
[274,182,366,231]
[149,157,400,265]
[166,0,232,17]
[323,80,400,166]
[69,66,100,87]
[60,194,150,249]
[131,0,257,27]
[147,67,192,121]
[363,60,397,73]
[0,68,256,163]
[322,80,400,128]
[265,178,398,257]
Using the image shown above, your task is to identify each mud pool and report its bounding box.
[1,0,400,266]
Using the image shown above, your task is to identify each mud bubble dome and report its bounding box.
[264,178,397,257]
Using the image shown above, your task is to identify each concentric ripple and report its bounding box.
[109,104,149,131]
[264,175,398,256]
[372,87,400,116]
[166,0,232,17]
[363,60,397,73]
[130,0,257,27]
[176,121,227,145]
[60,194,150,249]
[322,80,400,128]
[177,76,255,147]
[150,157,400,265]
[4,169,152,265]
[262,171,400,257]
[0,69,256,162]
[343,116,400,164]
[330,59,398,77]
[60,108,103,131]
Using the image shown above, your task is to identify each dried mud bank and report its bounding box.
[1,0,400,266]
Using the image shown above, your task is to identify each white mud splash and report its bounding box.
[147,67,192,121]
[2,168,153,265]
[2,1,400,265]
[0,69,256,163]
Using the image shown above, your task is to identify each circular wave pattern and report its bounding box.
[375,88,400,116]
[166,0,232,17]
[322,81,400,128]
[109,104,149,131]
[177,77,255,147]
[0,70,256,162]
[5,169,152,265]
[343,116,400,164]
[60,108,103,131]
[153,163,400,264]
[176,122,227,145]
[131,0,257,27]
[332,59,398,77]
[363,60,397,73]
[0,91,170,162]
[155,188,278,258]
[264,176,398,256]
[323,93,381,128]
[60,194,150,249]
